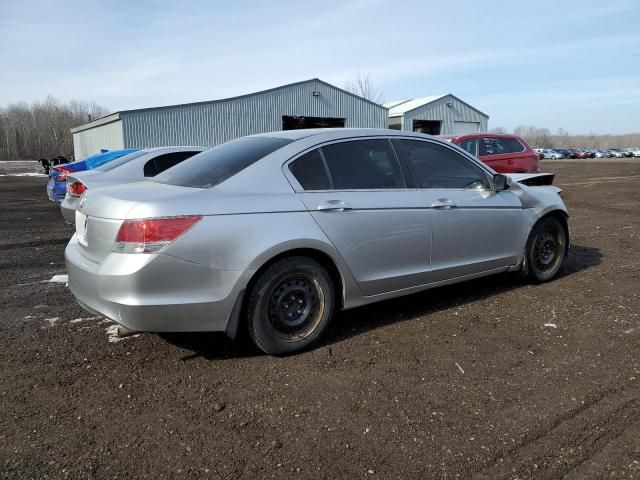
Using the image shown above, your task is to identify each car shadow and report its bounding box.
[160,244,602,360]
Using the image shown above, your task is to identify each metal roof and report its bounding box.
[71,78,387,134]
[383,95,449,117]
[384,94,489,119]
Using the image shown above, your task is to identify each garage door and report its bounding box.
[453,121,480,134]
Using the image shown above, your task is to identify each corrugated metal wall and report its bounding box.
[121,79,388,148]
[72,119,125,159]
[401,95,488,134]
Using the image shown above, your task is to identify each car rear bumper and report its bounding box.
[60,195,79,224]
[65,234,251,333]
[46,179,65,202]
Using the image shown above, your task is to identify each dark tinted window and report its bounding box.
[288,149,331,190]
[502,137,525,153]
[392,139,490,189]
[152,137,292,188]
[95,151,147,172]
[321,139,404,190]
[143,151,200,177]
[458,138,478,157]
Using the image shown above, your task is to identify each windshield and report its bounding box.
[95,151,148,172]
[151,136,293,188]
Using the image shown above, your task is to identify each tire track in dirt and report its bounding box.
[472,384,640,479]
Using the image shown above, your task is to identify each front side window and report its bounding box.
[320,139,404,190]
[392,139,490,190]
[152,137,292,188]
[288,149,331,190]
[458,138,478,157]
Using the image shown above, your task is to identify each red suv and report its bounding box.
[440,134,540,173]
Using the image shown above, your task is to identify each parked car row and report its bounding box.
[533,147,640,159]
[52,128,569,355]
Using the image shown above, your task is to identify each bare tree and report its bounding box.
[344,73,384,104]
[489,126,507,134]
[0,96,110,160]
[506,125,640,149]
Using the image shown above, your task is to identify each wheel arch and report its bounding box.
[538,209,570,255]
[225,245,348,339]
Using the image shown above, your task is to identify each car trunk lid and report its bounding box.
[75,182,202,263]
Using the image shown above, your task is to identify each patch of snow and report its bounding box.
[70,316,99,324]
[105,324,140,343]
[544,323,558,328]
[0,172,47,177]
[47,274,68,286]
[44,317,60,327]
[23,315,34,320]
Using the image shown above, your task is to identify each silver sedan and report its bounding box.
[60,146,205,224]
[65,129,569,355]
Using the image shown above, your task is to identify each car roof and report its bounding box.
[440,133,523,141]
[253,128,454,143]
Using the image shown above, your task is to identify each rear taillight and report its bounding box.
[54,167,72,182]
[69,181,87,197]
[113,216,202,254]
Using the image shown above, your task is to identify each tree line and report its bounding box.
[491,125,640,149]
[0,96,110,161]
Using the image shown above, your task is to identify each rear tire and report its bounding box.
[246,256,335,356]
[525,217,567,282]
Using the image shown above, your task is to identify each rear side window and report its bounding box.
[458,138,478,157]
[152,137,292,188]
[502,137,526,153]
[320,139,404,190]
[288,149,331,190]
[143,151,201,177]
[392,139,490,189]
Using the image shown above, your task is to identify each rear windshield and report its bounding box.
[151,136,293,188]
[95,151,148,172]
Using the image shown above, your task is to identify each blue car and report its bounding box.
[47,149,138,202]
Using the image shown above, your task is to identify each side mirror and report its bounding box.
[493,174,509,191]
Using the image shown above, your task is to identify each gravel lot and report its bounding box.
[1,161,639,479]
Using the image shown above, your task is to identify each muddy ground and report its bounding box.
[1,161,639,479]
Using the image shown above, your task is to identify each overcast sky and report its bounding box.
[1,0,639,134]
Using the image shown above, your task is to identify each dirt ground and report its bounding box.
[1,161,639,479]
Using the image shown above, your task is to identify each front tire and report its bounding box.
[525,217,567,282]
[246,256,335,356]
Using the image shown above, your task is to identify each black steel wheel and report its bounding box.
[246,256,335,355]
[525,217,567,282]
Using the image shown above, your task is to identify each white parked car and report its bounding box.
[61,146,205,224]
[542,149,564,159]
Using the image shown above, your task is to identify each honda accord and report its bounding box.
[66,129,569,355]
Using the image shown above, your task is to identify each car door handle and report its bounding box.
[430,199,457,209]
[317,200,353,212]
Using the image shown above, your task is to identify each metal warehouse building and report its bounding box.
[71,79,388,159]
[384,94,488,135]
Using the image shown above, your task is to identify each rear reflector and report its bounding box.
[69,181,87,197]
[113,216,202,254]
